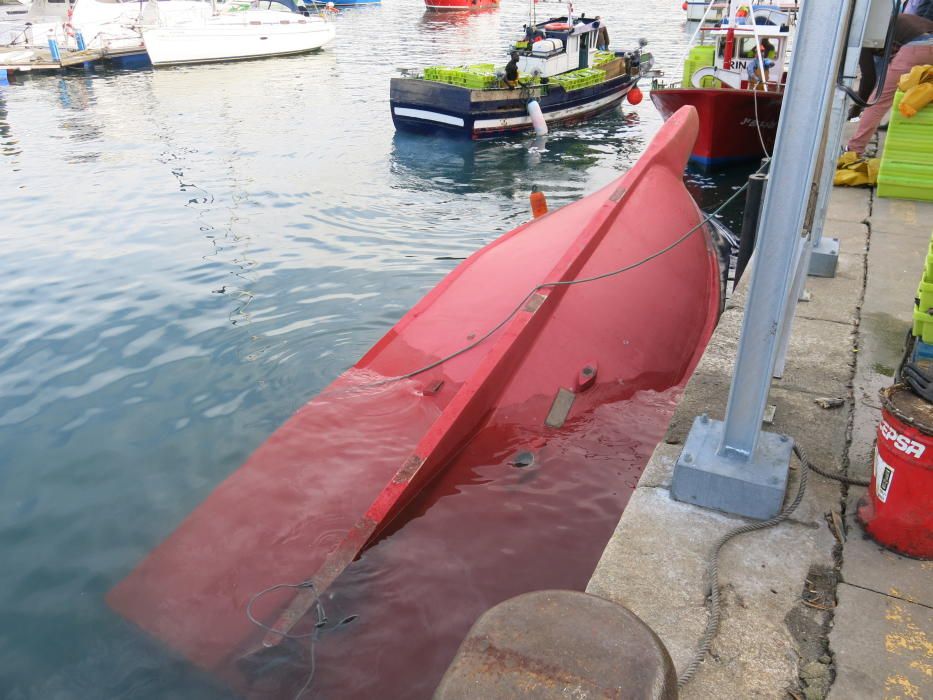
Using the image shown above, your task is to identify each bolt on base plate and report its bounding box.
[671,416,794,520]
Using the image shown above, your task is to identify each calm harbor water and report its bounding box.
[0,1,750,697]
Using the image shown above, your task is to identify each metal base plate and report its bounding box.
[808,237,840,278]
[671,416,793,520]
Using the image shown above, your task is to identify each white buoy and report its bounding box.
[527,100,548,136]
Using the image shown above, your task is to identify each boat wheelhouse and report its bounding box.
[391,13,652,138]
[651,0,795,166]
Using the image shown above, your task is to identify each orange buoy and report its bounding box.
[682,2,688,9]
[530,185,548,218]
[627,86,643,105]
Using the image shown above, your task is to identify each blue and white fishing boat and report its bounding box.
[390,9,653,138]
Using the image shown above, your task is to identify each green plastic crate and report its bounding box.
[918,276,933,310]
[878,91,933,202]
[682,45,720,88]
[913,305,933,342]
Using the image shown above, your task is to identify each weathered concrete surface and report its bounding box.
[840,510,933,609]
[828,583,933,700]
[588,180,933,700]
[828,190,933,700]
[847,193,933,482]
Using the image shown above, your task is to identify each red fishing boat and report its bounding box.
[108,106,724,696]
[651,1,794,166]
[424,0,498,11]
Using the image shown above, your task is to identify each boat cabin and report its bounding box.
[687,6,793,90]
[516,15,605,78]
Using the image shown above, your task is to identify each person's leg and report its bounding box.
[847,44,933,154]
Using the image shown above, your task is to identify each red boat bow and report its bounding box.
[108,106,722,690]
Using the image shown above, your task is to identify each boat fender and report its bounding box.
[527,99,548,136]
[529,185,548,219]
[543,22,570,31]
[627,86,643,105]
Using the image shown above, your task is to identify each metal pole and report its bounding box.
[773,0,873,378]
[671,0,854,520]
[808,0,873,271]
[734,172,768,286]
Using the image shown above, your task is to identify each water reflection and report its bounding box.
[389,109,643,202]
[0,91,17,158]
[419,6,501,29]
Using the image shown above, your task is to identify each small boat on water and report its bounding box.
[107,105,724,694]
[682,0,727,23]
[391,9,652,138]
[141,0,335,66]
[651,0,795,166]
[425,0,498,11]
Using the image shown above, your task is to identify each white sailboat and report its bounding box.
[141,0,335,67]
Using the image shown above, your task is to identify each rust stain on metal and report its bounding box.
[456,638,624,698]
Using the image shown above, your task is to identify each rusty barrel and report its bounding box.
[857,384,933,559]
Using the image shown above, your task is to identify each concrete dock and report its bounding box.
[587,167,933,697]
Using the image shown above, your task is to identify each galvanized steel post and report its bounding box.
[672,0,855,519]
[773,0,873,379]
[809,0,874,267]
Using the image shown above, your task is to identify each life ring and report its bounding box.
[543,22,571,31]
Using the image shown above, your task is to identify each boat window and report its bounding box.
[718,36,772,59]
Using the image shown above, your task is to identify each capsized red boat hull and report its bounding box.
[424,0,498,10]
[651,87,783,167]
[108,106,722,691]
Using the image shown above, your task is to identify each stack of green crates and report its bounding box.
[422,64,499,89]
[593,51,615,67]
[550,67,606,91]
[681,45,720,88]
[878,90,933,202]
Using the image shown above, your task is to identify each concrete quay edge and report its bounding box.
[587,182,933,699]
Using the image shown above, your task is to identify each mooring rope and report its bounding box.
[678,442,868,688]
